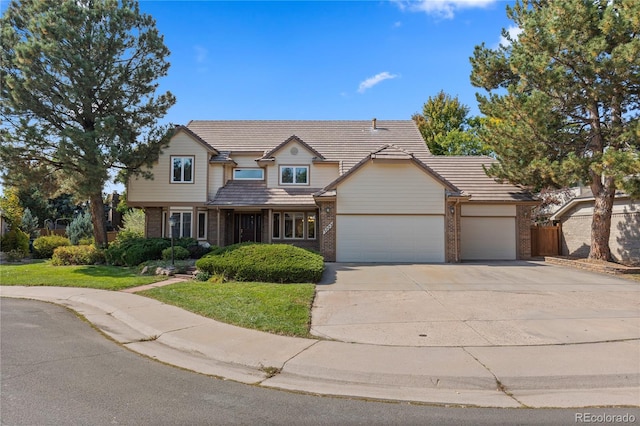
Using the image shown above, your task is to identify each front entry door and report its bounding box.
[235,213,262,243]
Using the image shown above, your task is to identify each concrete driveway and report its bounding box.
[311,261,640,347]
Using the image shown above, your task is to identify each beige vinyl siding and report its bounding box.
[233,155,261,168]
[266,140,339,188]
[336,215,445,262]
[337,161,446,215]
[208,165,224,200]
[128,132,210,203]
[461,204,516,217]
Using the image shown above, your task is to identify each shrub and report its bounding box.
[67,212,93,245]
[186,243,213,259]
[21,208,41,239]
[195,243,324,283]
[51,245,105,266]
[33,235,71,259]
[161,245,190,261]
[119,208,145,238]
[1,228,31,257]
[5,249,25,262]
[105,237,170,266]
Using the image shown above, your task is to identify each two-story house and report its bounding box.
[127,120,537,262]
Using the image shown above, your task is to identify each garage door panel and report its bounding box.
[461,217,516,260]
[337,215,444,263]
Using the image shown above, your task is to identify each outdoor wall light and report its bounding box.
[449,205,455,214]
[325,207,331,213]
[168,216,177,268]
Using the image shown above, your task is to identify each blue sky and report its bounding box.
[139,0,518,124]
[2,0,520,194]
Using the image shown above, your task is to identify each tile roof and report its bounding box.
[184,120,536,203]
[209,181,320,207]
[186,120,430,173]
[425,156,537,202]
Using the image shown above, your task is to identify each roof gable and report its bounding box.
[323,145,460,194]
[173,126,219,154]
[261,135,325,160]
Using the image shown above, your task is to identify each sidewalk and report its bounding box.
[1,284,638,408]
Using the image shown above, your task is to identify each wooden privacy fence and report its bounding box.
[530,225,561,256]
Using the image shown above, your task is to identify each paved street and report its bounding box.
[3,298,614,426]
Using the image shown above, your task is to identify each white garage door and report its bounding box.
[336,215,445,262]
[461,217,516,260]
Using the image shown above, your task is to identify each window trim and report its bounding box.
[168,210,192,238]
[197,211,207,240]
[233,168,264,180]
[170,156,195,184]
[279,165,309,185]
[274,211,316,241]
[272,212,281,239]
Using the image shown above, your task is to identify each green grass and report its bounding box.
[0,260,166,290]
[140,281,316,338]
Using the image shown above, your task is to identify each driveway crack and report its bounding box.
[462,347,528,408]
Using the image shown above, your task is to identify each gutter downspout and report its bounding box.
[216,208,221,247]
[453,200,460,263]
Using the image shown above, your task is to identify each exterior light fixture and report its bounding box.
[168,215,177,269]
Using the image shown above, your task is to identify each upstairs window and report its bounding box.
[280,166,308,185]
[171,156,194,183]
[233,168,264,180]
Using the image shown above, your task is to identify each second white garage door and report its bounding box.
[461,217,516,260]
[336,215,445,262]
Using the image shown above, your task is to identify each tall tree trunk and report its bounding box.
[589,173,615,262]
[89,192,108,248]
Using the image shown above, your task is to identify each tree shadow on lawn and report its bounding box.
[70,265,137,278]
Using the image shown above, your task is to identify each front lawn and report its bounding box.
[140,281,316,338]
[0,260,166,290]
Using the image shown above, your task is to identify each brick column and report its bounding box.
[445,202,461,263]
[145,207,162,238]
[517,204,533,259]
[317,200,336,262]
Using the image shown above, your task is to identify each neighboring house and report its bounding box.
[127,120,538,263]
[550,191,640,265]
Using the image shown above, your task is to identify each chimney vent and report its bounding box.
[372,118,377,130]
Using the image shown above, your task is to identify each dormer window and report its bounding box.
[171,156,194,183]
[280,166,308,185]
[233,168,264,180]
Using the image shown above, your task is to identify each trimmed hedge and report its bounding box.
[104,236,204,267]
[51,245,105,266]
[195,243,324,283]
[162,245,190,261]
[32,234,70,258]
[105,237,170,266]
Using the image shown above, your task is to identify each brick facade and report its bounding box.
[445,202,461,262]
[559,204,640,265]
[516,204,533,259]
[317,200,336,262]
[145,207,162,238]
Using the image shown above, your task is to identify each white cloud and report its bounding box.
[393,0,497,19]
[358,72,399,93]
[499,25,523,48]
[393,21,402,28]
[194,45,208,64]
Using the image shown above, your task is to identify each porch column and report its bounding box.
[317,200,336,262]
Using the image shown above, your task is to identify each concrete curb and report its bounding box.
[2,286,639,408]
